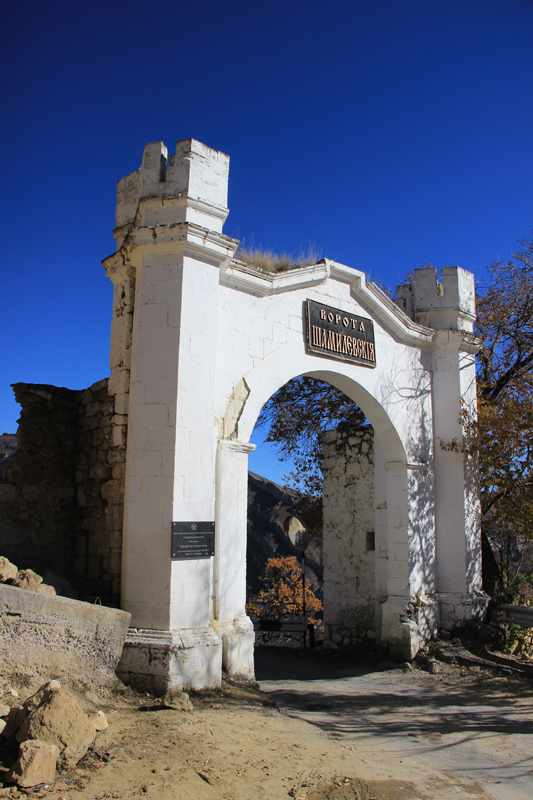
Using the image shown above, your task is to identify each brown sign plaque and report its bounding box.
[305,299,376,367]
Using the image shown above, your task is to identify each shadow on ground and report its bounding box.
[254,643,382,682]
[255,643,533,797]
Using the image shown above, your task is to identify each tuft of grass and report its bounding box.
[235,243,323,273]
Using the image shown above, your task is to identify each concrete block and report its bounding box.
[107,369,130,397]
[117,627,223,692]
[0,584,131,686]
[130,450,162,478]
[139,303,168,329]
[136,403,169,427]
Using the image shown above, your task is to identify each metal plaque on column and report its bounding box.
[171,521,215,560]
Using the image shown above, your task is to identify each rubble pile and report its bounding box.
[0,558,55,596]
[0,680,107,792]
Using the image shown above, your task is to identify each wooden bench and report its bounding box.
[253,618,315,647]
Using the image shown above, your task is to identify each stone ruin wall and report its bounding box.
[0,380,127,606]
[322,425,376,645]
[0,222,135,607]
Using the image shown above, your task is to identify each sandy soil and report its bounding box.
[1,641,531,800]
[2,679,418,800]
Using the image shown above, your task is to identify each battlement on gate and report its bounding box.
[396,266,475,332]
[114,138,230,242]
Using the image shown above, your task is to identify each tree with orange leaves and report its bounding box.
[246,556,323,631]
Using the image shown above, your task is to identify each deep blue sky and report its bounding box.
[1,0,532,482]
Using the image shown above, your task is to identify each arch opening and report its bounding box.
[218,364,415,672]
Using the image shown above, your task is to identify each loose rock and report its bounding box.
[1,706,27,742]
[16,687,95,766]
[7,569,43,592]
[24,680,61,714]
[7,739,59,788]
[88,710,108,731]
[159,689,194,712]
[0,557,18,582]
[2,680,63,741]
[36,583,56,595]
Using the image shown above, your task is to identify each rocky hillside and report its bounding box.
[0,433,17,474]
[247,471,323,599]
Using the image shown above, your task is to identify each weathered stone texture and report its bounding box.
[0,584,131,688]
[75,378,125,604]
[6,739,59,787]
[17,688,96,766]
[0,384,80,583]
[322,426,376,646]
[0,378,127,605]
[0,556,18,582]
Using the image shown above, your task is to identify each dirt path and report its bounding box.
[1,644,532,800]
[9,682,416,800]
[257,647,533,800]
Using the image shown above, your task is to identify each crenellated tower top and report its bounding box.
[396,266,476,332]
[114,138,230,247]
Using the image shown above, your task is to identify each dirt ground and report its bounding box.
[1,639,532,800]
[0,678,415,800]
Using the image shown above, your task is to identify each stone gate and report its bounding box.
[97,138,488,692]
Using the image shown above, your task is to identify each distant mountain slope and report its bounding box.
[0,433,17,474]
[247,471,323,599]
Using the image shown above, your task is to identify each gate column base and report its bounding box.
[380,595,439,661]
[214,615,255,681]
[437,592,489,630]
[116,627,222,694]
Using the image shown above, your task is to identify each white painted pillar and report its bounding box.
[322,428,376,646]
[432,334,486,627]
[406,266,487,631]
[214,439,255,680]
[432,335,468,594]
[460,350,483,595]
[380,462,412,658]
[380,459,439,660]
[373,437,388,641]
[111,139,239,692]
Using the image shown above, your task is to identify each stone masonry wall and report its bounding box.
[322,425,376,645]
[76,379,126,604]
[0,379,126,606]
[0,384,80,581]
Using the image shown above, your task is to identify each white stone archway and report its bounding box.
[108,138,487,692]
